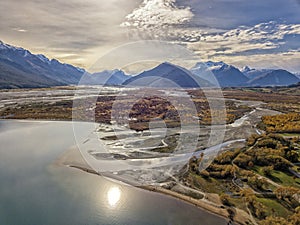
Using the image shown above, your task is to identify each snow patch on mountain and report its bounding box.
[36,54,50,64]
[191,61,249,87]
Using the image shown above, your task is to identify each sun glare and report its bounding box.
[107,187,121,207]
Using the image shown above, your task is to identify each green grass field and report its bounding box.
[256,197,292,218]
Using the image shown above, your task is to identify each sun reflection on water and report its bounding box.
[107,186,121,207]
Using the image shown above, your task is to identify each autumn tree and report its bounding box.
[274,186,300,201]
[262,166,274,177]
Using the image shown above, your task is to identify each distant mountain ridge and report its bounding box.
[247,69,300,87]
[0,41,299,88]
[0,40,132,88]
[241,66,272,79]
[189,61,300,87]
[240,65,300,87]
[123,62,212,88]
[0,40,85,88]
[191,61,249,87]
[81,69,130,86]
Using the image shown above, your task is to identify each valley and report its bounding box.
[1,1,300,225]
[0,85,299,225]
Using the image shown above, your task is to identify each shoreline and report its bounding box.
[69,163,251,225]
[55,147,252,225]
[0,119,256,224]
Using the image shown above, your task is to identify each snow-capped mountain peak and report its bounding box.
[192,61,227,69]
[191,61,249,87]
[0,40,26,52]
[241,66,252,73]
[205,61,227,67]
[0,40,15,50]
[0,40,87,88]
[193,61,231,72]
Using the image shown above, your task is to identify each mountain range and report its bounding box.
[0,40,85,88]
[0,41,299,88]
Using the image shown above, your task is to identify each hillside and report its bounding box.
[123,62,211,88]
[0,40,84,88]
[248,69,300,87]
[191,61,249,87]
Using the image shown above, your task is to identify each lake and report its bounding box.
[0,120,228,225]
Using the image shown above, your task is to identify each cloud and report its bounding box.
[1,0,300,71]
[218,50,300,73]
[120,1,300,68]
[0,0,139,67]
[120,0,195,40]
[188,21,300,58]
[121,0,193,28]
[120,0,300,62]
[12,28,28,32]
[182,21,300,72]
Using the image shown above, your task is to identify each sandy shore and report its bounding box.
[55,147,253,225]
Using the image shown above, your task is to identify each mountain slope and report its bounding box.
[81,69,130,86]
[241,66,272,79]
[0,40,85,88]
[191,61,249,87]
[248,69,300,87]
[0,60,64,89]
[123,62,211,88]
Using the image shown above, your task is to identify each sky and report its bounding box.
[0,0,300,72]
